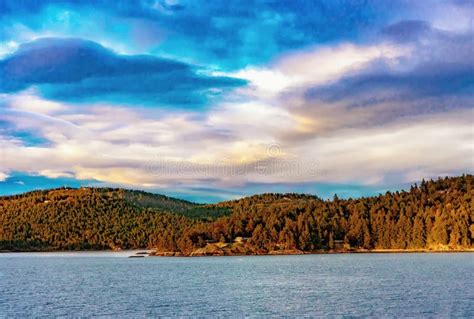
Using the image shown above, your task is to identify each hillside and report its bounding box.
[0,175,473,253]
[124,189,231,221]
[0,187,228,251]
[181,175,473,255]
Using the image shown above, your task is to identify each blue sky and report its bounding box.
[0,0,473,202]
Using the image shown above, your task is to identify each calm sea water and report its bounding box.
[0,252,473,317]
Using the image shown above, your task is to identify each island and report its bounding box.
[1,175,473,256]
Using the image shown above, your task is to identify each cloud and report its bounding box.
[0,92,472,193]
[306,62,474,105]
[0,2,473,201]
[0,37,246,107]
[0,1,470,70]
[0,172,9,182]
[1,17,473,194]
[296,110,474,185]
[382,20,430,42]
[227,42,408,99]
[2,89,67,115]
[302,21,474,117]
[225,19,474,143]
[0,0,417,69]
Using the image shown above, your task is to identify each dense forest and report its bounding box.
[0,188,229,251]
[0,175,473,254]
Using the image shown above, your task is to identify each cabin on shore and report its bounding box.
[333,240,345,250]
[234,237,250,244]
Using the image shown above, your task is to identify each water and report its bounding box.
[0,253,473,317]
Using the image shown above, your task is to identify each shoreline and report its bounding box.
[0,249,152,254]
[151,248,474,257]
[2,248,473,256]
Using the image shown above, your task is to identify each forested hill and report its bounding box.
[0,188,230,251]
[0,175,473,253]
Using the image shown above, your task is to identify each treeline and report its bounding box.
[0,175,473,253]
[176,175,474,253]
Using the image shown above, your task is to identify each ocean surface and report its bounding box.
[0,252,473,317]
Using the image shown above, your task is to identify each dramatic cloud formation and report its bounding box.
[0,0,472,201]
[0,38,245,106]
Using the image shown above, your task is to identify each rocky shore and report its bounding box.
[149,242,474,257]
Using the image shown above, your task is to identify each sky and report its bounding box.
[0,0,473,202]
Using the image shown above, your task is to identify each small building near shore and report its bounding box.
[334,240,345,250]
[234,237,250,243]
